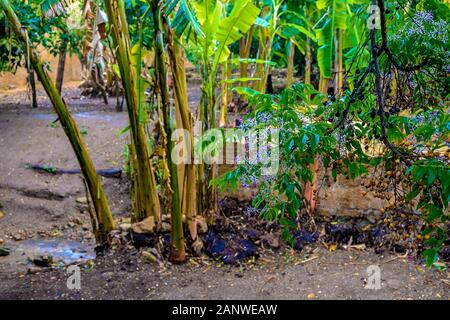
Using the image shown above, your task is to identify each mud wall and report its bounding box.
[220,164,387,218]
[316,175,387,217]
[0,49,82,90]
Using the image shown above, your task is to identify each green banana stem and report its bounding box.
[219,63,228,127]
[286,37,295,87]
[151,0,185,262]
[239,25,254,87]
[103,0,161,223]
[305,36,311,85]
[164,21,198,241]
[336,29,344,93]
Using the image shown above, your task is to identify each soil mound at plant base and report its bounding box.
[204,230,257,265]
[199,197,278,265]
[119,197,448,267]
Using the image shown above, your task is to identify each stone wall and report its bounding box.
[316,175,387,217]
[220,164,387,218]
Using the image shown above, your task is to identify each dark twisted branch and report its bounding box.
[331,1,425,162]
[331,60,374,132]
[377,0,428,72]
[371,0,411,165]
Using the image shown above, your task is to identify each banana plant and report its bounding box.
[252,0,315,92]
[277,0,315,87]
[169,0,261,217]
[0,0,115,245]
[288,0,318,86]
[166,35,199,249]
[103,0,161,223]
[219,60,232,126]
[313,0,368,93]
[149,0,188,262]
[238,24,254,86]
[252,1,279,92]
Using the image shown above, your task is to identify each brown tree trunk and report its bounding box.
[28,69,38,108]
[56,42,67,94]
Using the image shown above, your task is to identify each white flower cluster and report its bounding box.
[390,11,449,43]
[406,11,448,43]
[390,10,450,72]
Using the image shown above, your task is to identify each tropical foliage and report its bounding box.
[0,0,448,267]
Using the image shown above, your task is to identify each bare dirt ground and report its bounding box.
[0,85,449,300]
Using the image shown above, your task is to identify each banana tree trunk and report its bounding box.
[304,36,311,85]
[336,29,344,93]
[207,81,218,221]
[227,61,232,101]
[286,37,295,87]
[103,0,161,222]
[198,82,218,222]
[0,0,114,244]
[253,23,269,92]
[253,6,269,92]
[319,76,329,95]
[239,25,253,87]
[165,21,198,241]
[219,63,228,127]
[152,1,185,262]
